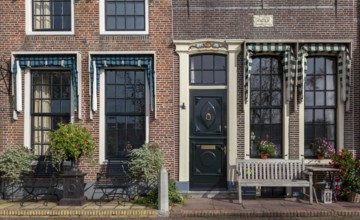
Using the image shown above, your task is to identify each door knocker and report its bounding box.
[205,112,212,121]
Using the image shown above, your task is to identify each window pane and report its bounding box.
[326,75,336,90]
[305,109,313,123]
[250,91,260,106]
[315,75,325,90]
[116,71,125,84]
[304,91,314,106]
[135,16,145,30]
[261,58,271,74]
[326,92,336,106]
[315,125,325,137]
[271,109,281,124]
[272,75,281,90]
[326,58,335,74]
[117,2,125,15]
[251,58,260,74]
[107,16,116,30]
[326,125,336,140]
[271,91,281,106]
[315,92,325,106]
[191,71,201,84]
[262,109,271,124]
[106,85,116,98]
[251,75,260,90]
[61,100,70,113]
[190,56,202,70]
[250,109,261,124]
[135,2,144,15]
[116,16,126,30]
[305,76,314,90]
[261,75,271,90]
[202,71,213,84]
[214,71,226,84]
[261,92,271,106]
[202,55,213,69]
[315,57,325,75]
[307,57,314,75]
[126,16,135,29]
[314,109,324,123]
[116,99,125,112]
[116,85,125,98]
[325,109,335,124]
[106,71,116,84]
[305,125,314,140]
[106,99,116,112]
[106,2,116,15]
[214,56,226,69]
[126,2,135,15]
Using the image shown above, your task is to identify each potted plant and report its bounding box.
[47,122,96,172]
[311,138,335,160]
[330,149,360,202]
[257,140,275,159]
[0,146,36,187]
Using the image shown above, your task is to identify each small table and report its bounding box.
[306,166,340,203]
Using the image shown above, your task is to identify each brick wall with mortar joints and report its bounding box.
[0,0,174,181]
[173,0,359,160]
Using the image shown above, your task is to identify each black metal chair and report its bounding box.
[92,159,133,205]
[20,157,59,206]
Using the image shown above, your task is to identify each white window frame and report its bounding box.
[24,67,75,150]
[99,0,149,35]
[244,55,290,160]
[98,66,150,164]
[299,54,345,164]
[25,0,75,35]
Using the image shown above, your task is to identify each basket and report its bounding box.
[347,192,360,203]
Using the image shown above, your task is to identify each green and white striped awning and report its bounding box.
[245,43,296,103]
[297,43,351,108]
[89,55,155,113]
[13,55,78,112]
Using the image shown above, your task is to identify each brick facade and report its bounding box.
[173,0,360,164]
[0,0,174,181]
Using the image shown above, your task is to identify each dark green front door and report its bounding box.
[189,90,227,190]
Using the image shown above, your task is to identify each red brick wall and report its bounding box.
[173,0,360,160]
[0,0,174,181]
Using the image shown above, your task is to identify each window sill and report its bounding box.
[100,30,149,35]
[26,31,75,36]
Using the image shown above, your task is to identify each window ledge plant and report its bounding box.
[47,122,96,171]
[311,137,335,159]
[257,140,275,159]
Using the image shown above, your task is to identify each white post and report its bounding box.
[158,167,169,216]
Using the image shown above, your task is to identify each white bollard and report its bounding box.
[158,167,169,216]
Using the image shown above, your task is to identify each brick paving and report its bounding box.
[0,197,360,218]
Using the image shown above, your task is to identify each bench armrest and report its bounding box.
[303,170,313,177]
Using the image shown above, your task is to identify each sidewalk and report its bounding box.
[0,197,360,218]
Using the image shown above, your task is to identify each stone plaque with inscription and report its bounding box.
[253,15,273,27]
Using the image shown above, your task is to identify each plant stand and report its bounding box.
[59,172,87,206]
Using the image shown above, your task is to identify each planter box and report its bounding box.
[347,192,360,203]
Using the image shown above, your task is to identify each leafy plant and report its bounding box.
[129,142,165,183]
[330,149,360,198]
[257,140,276,156]
[0,146,36,184]
[133,179,188,208]
[47,122,96,168]
[311,137,335,158]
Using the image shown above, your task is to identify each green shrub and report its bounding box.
[47,122,96,168]
[129,143,165,183]
[133,179,188,208]
[0,146,36,185]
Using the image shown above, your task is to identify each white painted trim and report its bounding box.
[24,69,31,149]
[25,0,75,35]
[16,61,22,112]
[244,56,290,160]
[77,54,82,120]
[299,56,345,159]
[99,0,149,35]
[92,61,98,112]
[98,67,150,164]
[99,69,105,163]
[175,40,242,183]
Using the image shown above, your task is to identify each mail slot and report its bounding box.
[201,145,216,150]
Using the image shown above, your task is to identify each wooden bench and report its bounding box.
[236,159,313,204]
[92,159,133,205]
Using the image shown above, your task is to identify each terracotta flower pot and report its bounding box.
[317,154,325,160]
[261,153,268,159]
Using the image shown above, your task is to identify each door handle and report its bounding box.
[222,145,227,156]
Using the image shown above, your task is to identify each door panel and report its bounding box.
[189,90,227,190]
